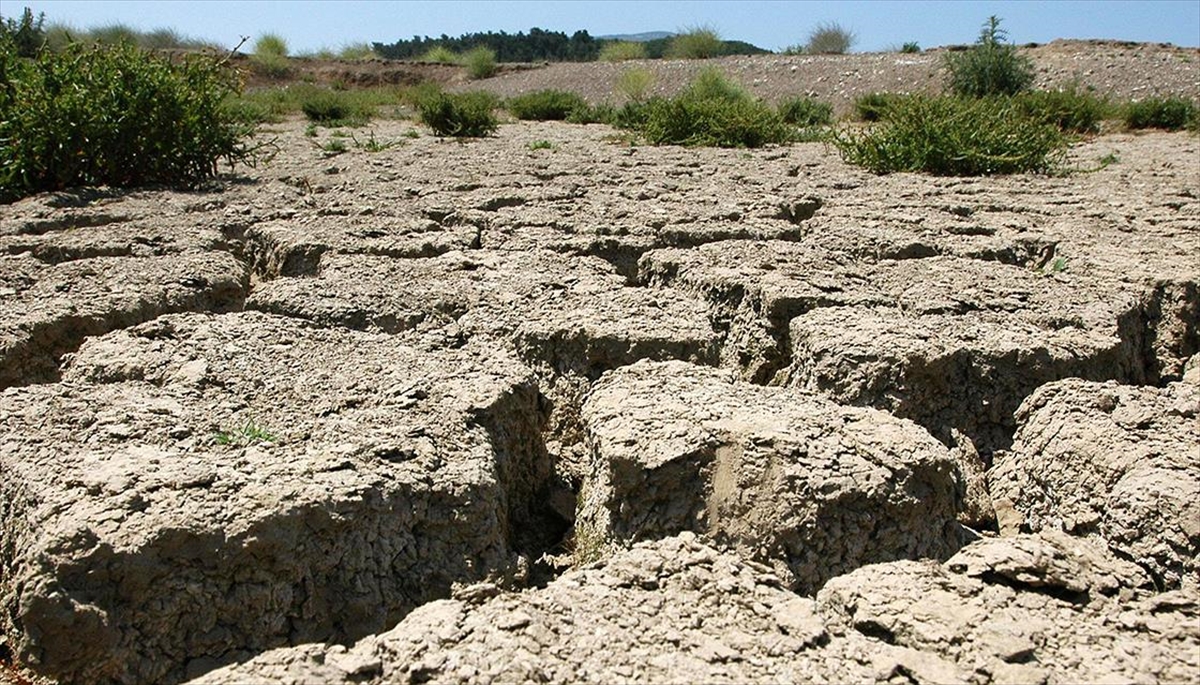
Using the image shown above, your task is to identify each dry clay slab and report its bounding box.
[0,311,555,685]
[192,532,1199,685]
[989,376,1200,589]
[576,360,965,592]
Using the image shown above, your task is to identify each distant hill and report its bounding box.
[597,31,675,42]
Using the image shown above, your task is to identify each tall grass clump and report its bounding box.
[0,37,256,201]
[463,46,497,79]
[666,26,723,59]
[417,89,499,136]
[338,42,378,60]
[1123,97,1197,131]
[832,95,1066,176]
[599,40,646,62]
[805,22,855,54]
[624,68,793,148]
[252,32,291,78]
[1015,86,1109,134]
[420,45,459,64]
[614,67,654,102]
[506,89,588,120]
[945,16,1034,97]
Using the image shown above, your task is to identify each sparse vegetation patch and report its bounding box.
[832,95,1067,176]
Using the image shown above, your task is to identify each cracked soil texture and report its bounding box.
[1,40,1198,685]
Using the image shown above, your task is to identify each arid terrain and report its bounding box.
[1,41,1198,684]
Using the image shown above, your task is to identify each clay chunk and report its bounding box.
[0,311,552,685]
[989,378,1200,589]
[577,359,964,592]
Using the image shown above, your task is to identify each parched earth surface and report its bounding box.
[1,42,1199,685]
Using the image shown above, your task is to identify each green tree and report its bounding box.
[945,16,1035,97]
[1,7,46,57]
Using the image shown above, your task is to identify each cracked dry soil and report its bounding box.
[1,47,1199,685]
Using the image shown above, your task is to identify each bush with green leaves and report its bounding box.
[298,87,376,124]
[832,95,1066,176]
[0,38,255,201]
[666,26,723,59]
[463,46,497,79]
[900,41,920,54]
[854,92,907,121]
[2,7,46,57]
[1123,97,1197,131]
[805,22,855,54]
[945,16,1034,97]
[505,89,588,121]
[599,40,646,62]
[777,96,833,126]
[1015,86,1109,134]
[417,90,498,137]
[617,69,792,148]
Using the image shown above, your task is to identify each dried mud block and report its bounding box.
[0,252,248,388]
[818,532,1199,685]
[245,214,480,277]
[191,534,881,685]
[640,240,890,382]
[786,256,1144,454]
[988,378,1200,589]
[0,216,227,264]
[577,360,963,593]
[1138,277,1198,382]
[0,312,553,685]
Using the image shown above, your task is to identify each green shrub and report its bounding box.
[611,99,656,130]
[900,41,921,54]
[777,96,833,126]
[854,92,907,121]
[299,87,374,124]
[599,41,646,62]
[945,16,1034,97]
[463,46,497,79]
[1123,97,1197,130]
[0,38,256,201]
[565,102,614,124]
[832,95,1066,175]
[420,45,459,64]
[640,96,792,147]
[506,89,588,120]
[1016,86,1109,134]
[2,7,46,57]
[666,26,723,59]
[805,22,855,54]
[417,90,498,136]
[615,67,654,102]
[612,69,792,148]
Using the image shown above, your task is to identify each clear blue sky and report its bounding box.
[8,1,1200,53]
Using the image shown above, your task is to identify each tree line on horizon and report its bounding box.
[371,27,769,62]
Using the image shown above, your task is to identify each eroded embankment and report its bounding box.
[0,119,1197,685]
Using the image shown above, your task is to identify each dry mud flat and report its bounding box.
[0,115,1197,685]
